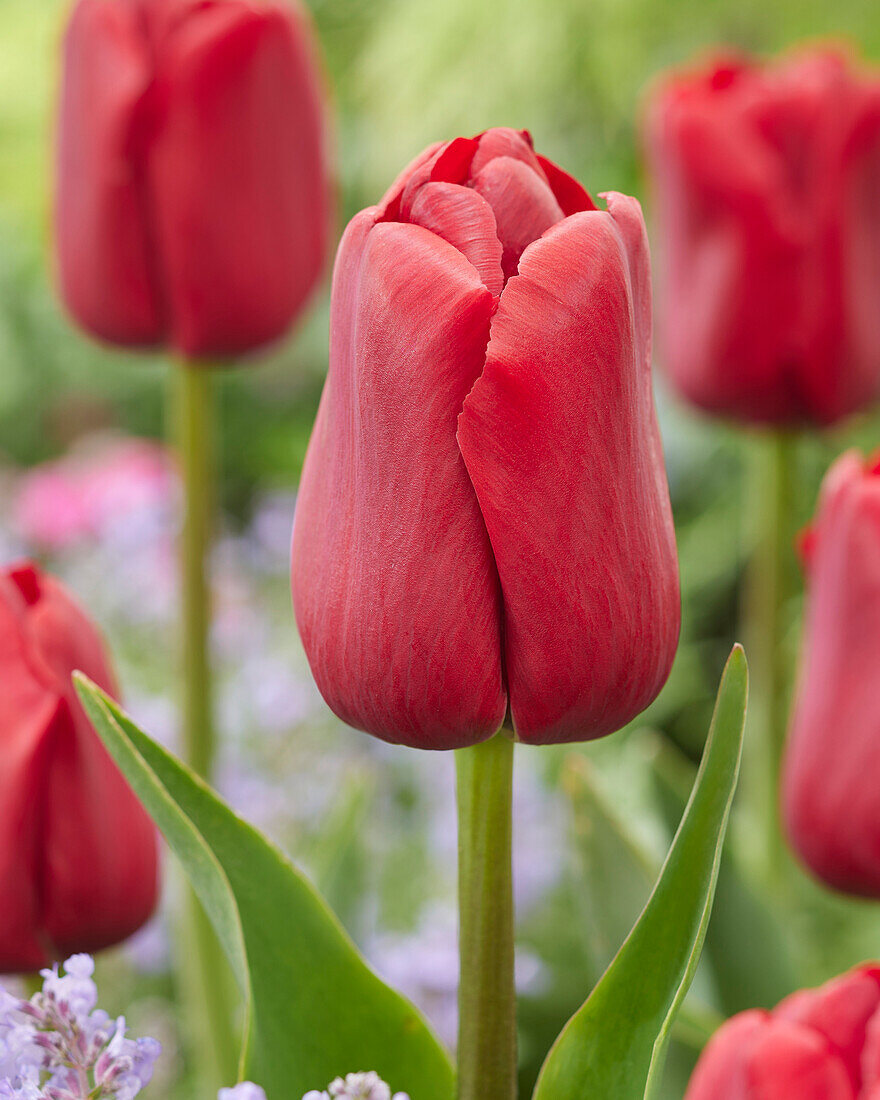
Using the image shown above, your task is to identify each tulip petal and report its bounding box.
[27,578,158,958]
[470,156,564,280]
[777,967,880,1093]
[397,137,480,220]
[56,0,163,346]
[0,569,157,972]
[746,1019,855,1100]
[458,196,680,744]
[0,591,62,971]
[538,154,598,215]
[292,212,506,749]
[685,1010,767,1100]
[646,51,880,424]
[408,182,504,296]
[148,0,329,355]
[783,456,880,895]
[379,141,444,219]
[470,127,545,178]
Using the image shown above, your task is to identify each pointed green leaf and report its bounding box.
[74,675,455,1100]
[650,736,796,1015]
[532,645,748,1100]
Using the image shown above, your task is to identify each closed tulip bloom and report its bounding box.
[645,48,880,425]
[0,563,158,973]
[686,964,880,1099]
[291,128,680,750]
[56,0,331,357]
[782,451,880,896]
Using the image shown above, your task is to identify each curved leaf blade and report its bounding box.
[532,645,748,1100]
[75,675,455,1100]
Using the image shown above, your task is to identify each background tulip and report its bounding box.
[645,48,880,425]
[0,562,158,973]
[56,0,331,357]
[292,128,680,750]
[686,965,880,1099]
[782,451,880,897]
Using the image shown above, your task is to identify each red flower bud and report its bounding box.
[0,563,158,973]
[291,129,680,749]
[56,0,331,358]
[686,964,880,1099]
[645,48,880,425]
[783,451,880,897]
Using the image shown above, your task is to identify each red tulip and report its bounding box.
[645,48,880,425]
[56,0,331,358]
[291,128,680,749]
[782,451,880,897]
[0,563,158,973]
[686,965,880,1099]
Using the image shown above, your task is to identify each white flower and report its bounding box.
[218,1085,267,1100]
[307,1072,410,1100]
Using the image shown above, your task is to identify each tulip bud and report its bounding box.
[686,964,880,1098]
[782,451,880,896]
[645,48,880,425]
[0,563,158,973]
[291,128,680,749]
[56,0,331,358]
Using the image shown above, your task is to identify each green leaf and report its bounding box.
[74,675,455,1100]
[532,645,748,1100]
[650,736,796,1015]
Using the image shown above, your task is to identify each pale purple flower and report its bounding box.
[0,955,161,1100]
[219,1085,267,1100]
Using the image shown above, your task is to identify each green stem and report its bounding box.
[172,361,237,1091]
[456,733,517,1100]
[175,364,215,779]
[744,429,798,882]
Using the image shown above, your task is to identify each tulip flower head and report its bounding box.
[292,128,680,749]
[783,451,880,897]
[645,48,880,424]
[686,964,880,1099]
[56,0,331,358]
[0,563,158,973]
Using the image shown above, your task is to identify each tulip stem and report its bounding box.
[176,363,215,779]
[744,429,799,883]
[456,732,517,1100]
[172,361,238,1092]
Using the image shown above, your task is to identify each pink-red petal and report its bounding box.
[147,0,330,355]
[470,156,564,281]
[457,200,680,744]
[292,213,506,749]
[55,0,163,346]
[408,182,504,296]
[776,966,880,1093]
[685,1011,768,1100]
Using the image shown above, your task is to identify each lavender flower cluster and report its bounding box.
[218,1069,411,1100]
[1,956,407,1100]
[303,1072,410,1100]
[0,955,160,1099]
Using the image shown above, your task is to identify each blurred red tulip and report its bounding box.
[687,964,880,1099]
[645,48,880,425]
[291,128,680,750]
[783,450,880,897]
[56,0,331,358]
[0,563,158,973]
